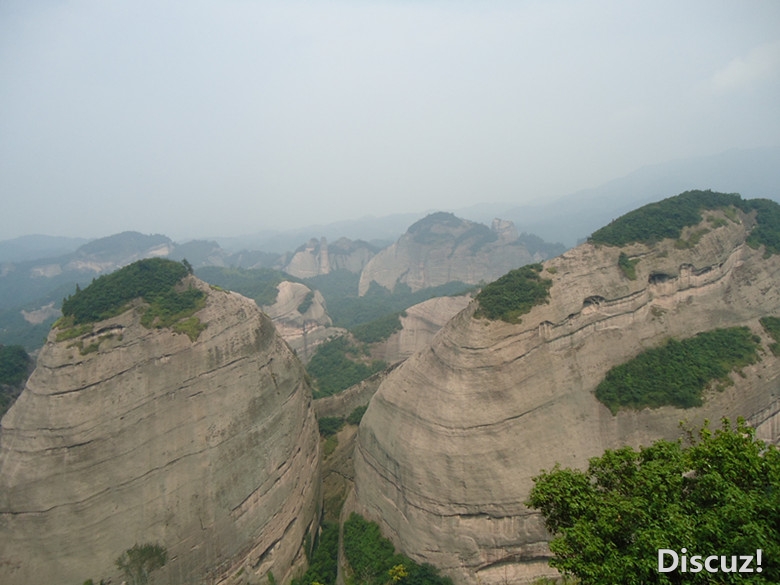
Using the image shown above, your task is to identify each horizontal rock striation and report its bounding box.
[262,280,343,363]
[378,295,473,364]
[0,277,321,585]
[284,237,376,279]
[353,210,780,584]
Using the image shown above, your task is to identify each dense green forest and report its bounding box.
[351,312,404,343]
[306,270,473,330]
[0,344,32,418]
[760,316,780,355]
[291,522,340,585]
[195,266,292,306]
[60,258,194,324]
[528,419,780,584]
[57,259,207,340]
[589,190,780,253]
[343,513,453,585]
[474,263,552,323]
[595,327,761,413]
[306,337,386,398]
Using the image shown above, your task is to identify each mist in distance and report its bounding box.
[1,0,779,241]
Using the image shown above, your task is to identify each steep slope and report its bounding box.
[262,280,344,363]
[373,295,473,364]
[358,214,553,296]
[284,237,377,279]
[0,264,321,585]
[353,193,780,584]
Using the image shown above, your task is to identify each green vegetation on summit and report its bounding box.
[61,258,193,324]
[595,327,761,414]
[474,263,552,323]
[58,259,206,340]
[589,190,780,254]
[528,419,780,584]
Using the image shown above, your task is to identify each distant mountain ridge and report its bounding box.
[358,213,564,295]
[497,146,780,246]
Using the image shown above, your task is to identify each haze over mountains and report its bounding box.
[2,189,780,584]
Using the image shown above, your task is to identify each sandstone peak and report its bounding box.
[0,264,321,585]
[353,192,780,584]
[358,213,550,296]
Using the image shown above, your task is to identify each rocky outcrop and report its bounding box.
[262,280,344,363]
[0,277,321,585]
[353,208,780,584]
[284,237,376,279]
[377,295,473,364]
[358,213,548,296]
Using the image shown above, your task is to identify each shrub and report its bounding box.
[62,258,189,324]
[347,405,368,425]
[474,264,552,323]
[588,190,743,247]
[343,513,453,585]
[58,259,207,341]
[588,190,780,256]
[0,344,31,388]
[318,416,345,437]
[528,419,780,584]
[297,291,315,314]
[115,543,167,585]
[760,316,780,355]
[617,252,638,280]
[595,327,761,414]
[291,522,339,585]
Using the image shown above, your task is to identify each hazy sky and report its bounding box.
[1,1,779,240]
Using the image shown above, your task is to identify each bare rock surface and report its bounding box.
[353,209,780,584]
[284,237,376,278]
[378,295,473,364]
[0,277,321,585]
[358,214,547,296]
[262,280,344,363]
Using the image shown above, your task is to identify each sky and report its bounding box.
[1,0,779,241]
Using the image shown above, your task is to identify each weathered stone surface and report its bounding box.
[0,277,321,585]
[284,237,376,278]
[262,280,344,363]
[353,209,780,584]
[358,214,547,296]
[377,295,473,364]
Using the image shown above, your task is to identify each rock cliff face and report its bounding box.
[353,207,780,584]
[0,277,321,585]
[262,280,344,363]
[284,237,376,279]
[358,213,547,296]
[376,295,473,364]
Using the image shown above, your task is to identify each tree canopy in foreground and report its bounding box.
[527,419,780,584]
